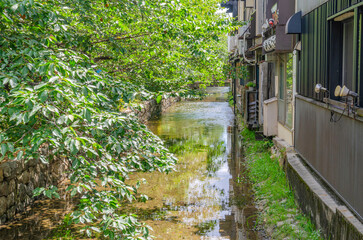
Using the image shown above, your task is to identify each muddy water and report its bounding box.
[125,87,259,239]
[0,87,259,240]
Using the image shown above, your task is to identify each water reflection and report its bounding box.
[126,87,260,239]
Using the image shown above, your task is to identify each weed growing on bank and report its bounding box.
[227,91,234,107]
[240,127,322,240]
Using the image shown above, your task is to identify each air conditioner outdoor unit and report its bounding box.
[263,97,278,136]
[228,35,238,52]
[237,39,247,55]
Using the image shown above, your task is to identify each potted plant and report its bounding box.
[246,82,256,91]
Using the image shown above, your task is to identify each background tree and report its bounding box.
[0,0,239,238]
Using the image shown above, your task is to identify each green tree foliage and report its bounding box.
[0,0,239,238]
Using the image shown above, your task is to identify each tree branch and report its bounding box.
[91,33,151,44]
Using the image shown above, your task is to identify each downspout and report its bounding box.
[232,75,237,114]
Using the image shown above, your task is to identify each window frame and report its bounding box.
[278,53,294,129]
[342,18,354,90]
[328,8,362,105]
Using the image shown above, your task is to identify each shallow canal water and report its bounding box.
[126,87,259,239]
[0,87,259,240]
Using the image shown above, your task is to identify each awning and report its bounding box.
[285,11,302,34]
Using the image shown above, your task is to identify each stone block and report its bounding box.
[9,179,15,193]
[0,214,6,225]
[18,170,30,184]
[40,146,48,155]
[46,175,52,184]
[39,162,47,171]
[28,167,34,175]
[35,164,41,174]
[0,162,14,179]
[0,167,3,182]
[0,182,9,197]
[26,182,34,197]
[16,160,24,175]
[0,197,7,215]
[18,184,27,201]
[7,192,14,207]
[6,205,15,220]
[0,147,69,224]
[25,158,39,167]
[335,206,363,240]
[39,173,46,187]
[16,201,25,213]
[25,195,32,206]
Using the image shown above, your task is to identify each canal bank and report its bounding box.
[234,107,363,239]
[234,120,322,239]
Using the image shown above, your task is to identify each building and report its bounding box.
[224,0,363,238]
[293,0,363,227]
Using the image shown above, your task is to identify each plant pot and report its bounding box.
[249,87,254,91]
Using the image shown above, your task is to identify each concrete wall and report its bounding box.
[256,0,265,36]
[238,1,245,22]
[282,146,363,240]
[277,123,293,145]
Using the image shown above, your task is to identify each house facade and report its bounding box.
[224,0,363,237]
[224,0,296,144]
[294,0,363,222]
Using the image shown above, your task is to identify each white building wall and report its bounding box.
[238,1,245,22]
[255,0,265,36]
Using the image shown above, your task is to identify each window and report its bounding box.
[342,18,354,90]
[329,11,362,105]
[278,54,293,129]
[267,63,275,99]
[286,55,293,127]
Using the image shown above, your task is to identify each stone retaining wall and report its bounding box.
[0,97,179,224]
[0,149,69,224]
[138,97,181,122]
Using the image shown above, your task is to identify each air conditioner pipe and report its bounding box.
[242,29,256,64]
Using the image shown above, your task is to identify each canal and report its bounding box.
[0,87,260,239]
[125,87,259,239]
